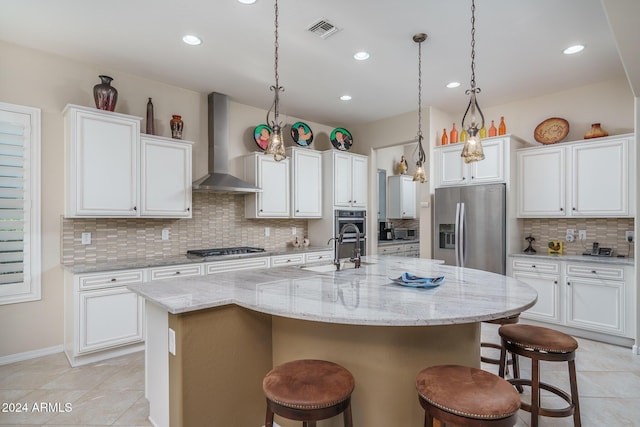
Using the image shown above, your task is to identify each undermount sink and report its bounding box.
[300,262,375,273]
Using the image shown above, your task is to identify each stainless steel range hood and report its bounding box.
[192,92,261,193]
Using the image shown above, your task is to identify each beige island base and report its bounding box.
[131,255,537,427]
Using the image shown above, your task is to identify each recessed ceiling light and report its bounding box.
[446,81,461,88]
[340,95,352,101]
[563,44,584,55]
[182,34,202,46]
[353,51,370,61]
[237,0,257,4]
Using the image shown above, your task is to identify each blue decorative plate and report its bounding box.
[389,275,444,288]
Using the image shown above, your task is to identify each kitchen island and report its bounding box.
[128,254,537,427]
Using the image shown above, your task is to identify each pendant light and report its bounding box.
[412,33,427,184]
[460,0,485,164]
[264,0,286,161]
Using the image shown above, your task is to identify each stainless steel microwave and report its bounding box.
[394,228,417,240]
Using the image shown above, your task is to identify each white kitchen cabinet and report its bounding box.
[511,259,561,323]
[387,175,417,219]
[64,269,145,366]
[287,147,322,218]
[378,242,420,257]
[323,151,368,208]
[140,135,193,218]
[304,250,334,264]
[148,264,203,281]
[517,134,634,218]
[64,104,141,217]
[565,263,626,335]
[509,257,635,341]
[205,257,271,274]
[434,137,510,188]
[271,253,305,267]
[245,153,290,218]
[64,104,194,218]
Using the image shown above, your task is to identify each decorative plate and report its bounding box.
[534,117,569,144]
[253,124,272,151]
[330,127,353,151]
[290,121,314,147]
[389,275,445,288]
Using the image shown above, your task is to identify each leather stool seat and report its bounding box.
[499,324,581,427]
[263,359,354,427]
[416,365,521,427]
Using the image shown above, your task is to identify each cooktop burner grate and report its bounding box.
[187,247,266,257]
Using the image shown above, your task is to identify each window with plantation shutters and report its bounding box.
[0,103,41,305]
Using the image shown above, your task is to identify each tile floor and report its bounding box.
[0,325,639,426]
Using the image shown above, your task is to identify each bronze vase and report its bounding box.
[93,75,118,111]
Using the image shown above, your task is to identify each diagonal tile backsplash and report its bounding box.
[61,192,310,265]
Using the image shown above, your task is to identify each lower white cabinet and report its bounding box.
[378,242,420,257]
[509,257,634,340]
[304,250,334,264]
[65,269,145,366]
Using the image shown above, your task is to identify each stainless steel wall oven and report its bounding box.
[334,209,366,258]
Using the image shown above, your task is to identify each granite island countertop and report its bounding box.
[127,254,537,326]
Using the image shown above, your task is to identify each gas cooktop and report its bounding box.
[187,247,266,257]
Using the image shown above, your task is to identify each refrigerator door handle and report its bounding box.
[459,202,466,267]
[455,202,462,267]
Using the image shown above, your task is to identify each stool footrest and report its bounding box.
[508,379,576,418]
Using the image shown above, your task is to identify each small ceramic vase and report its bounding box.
[170,115,184,139]
[93,75,118,111]
[292,236,300,248]
[584,123,608,139]
[302,237,310,247]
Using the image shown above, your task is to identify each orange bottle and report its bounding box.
[450,123,458,143]
[488,120,497,137]
[498,116,506,135]
[441,128,448,145]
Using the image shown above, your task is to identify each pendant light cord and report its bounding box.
[469,0,477,92]
[414,34,426,163]
[267,0,284,127]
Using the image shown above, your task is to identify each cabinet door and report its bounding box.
[566,276,624,335]
[470,139,504,183]
[68,108,140,217]
[350,155,368,208]
[333,152,353,207]
[517,148,565,217]
[140,136,192,217]
[254,156,290,217]
[79,287,144,353]
[387,175,416,219]
[292,149,322,217]
[571,139,628,216]
[436,145,467,187]
[513,271,561,322]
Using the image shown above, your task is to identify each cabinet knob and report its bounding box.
[554,280,558,284]
[175,271,181,275]
[353,200,357,203]
[471,176,475,179]
[187,207,191,212]
[591,270,596,274]
[132,206,137,211]
[462,177,466,180]
[560,207,564,211]
[110,278,117,282]
[296,209,299,212]
[532,265,536,268]
[572,207,576,211]
[567,281,571,286]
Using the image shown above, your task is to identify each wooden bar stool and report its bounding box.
[498,324,581,427]
[416,365,521,427]
[263,359,354,427]
[481,314,522,391]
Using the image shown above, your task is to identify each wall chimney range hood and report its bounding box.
[192,92,261,193]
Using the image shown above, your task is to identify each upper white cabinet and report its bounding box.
[64,104,193,218]
[517,134,634,217]
[287,147,322,218]
[434,136,525,188]
[387,175,416,219]
[245,153,290,218]
[323,151,368,209]
[140,135,192,218]
[64,104,140,217]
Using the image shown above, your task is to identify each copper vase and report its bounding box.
[584,123,608,139]
[93,75,118,111]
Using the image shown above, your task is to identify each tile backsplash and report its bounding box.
[61,192,309,265]
[522,218,634,258]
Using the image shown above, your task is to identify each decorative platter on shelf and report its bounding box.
[253,124,272,151]
[330,127,353,151]
[290,121,314,147]
[533,117,569,144]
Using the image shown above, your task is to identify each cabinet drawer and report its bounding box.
[379,245,404,255]
[206,257,270,274]
[304,251,333,264]
[511,259,559,274]
[271,254,305,267]
[78,270,144,291]
[566,264,624,280]
[149,264,203,281]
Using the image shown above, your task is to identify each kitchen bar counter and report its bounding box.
[510,252,634,266]
[131,255,536,427]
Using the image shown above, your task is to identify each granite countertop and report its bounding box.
[377,239,420,246]
[64,246,333,274]
[509,252,634,266]
[127,254,538,326]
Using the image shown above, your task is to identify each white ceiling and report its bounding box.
[1,0,635,126]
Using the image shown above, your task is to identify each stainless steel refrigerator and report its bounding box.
[433,183,506,274]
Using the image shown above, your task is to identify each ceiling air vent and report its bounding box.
[306,18,340,39]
